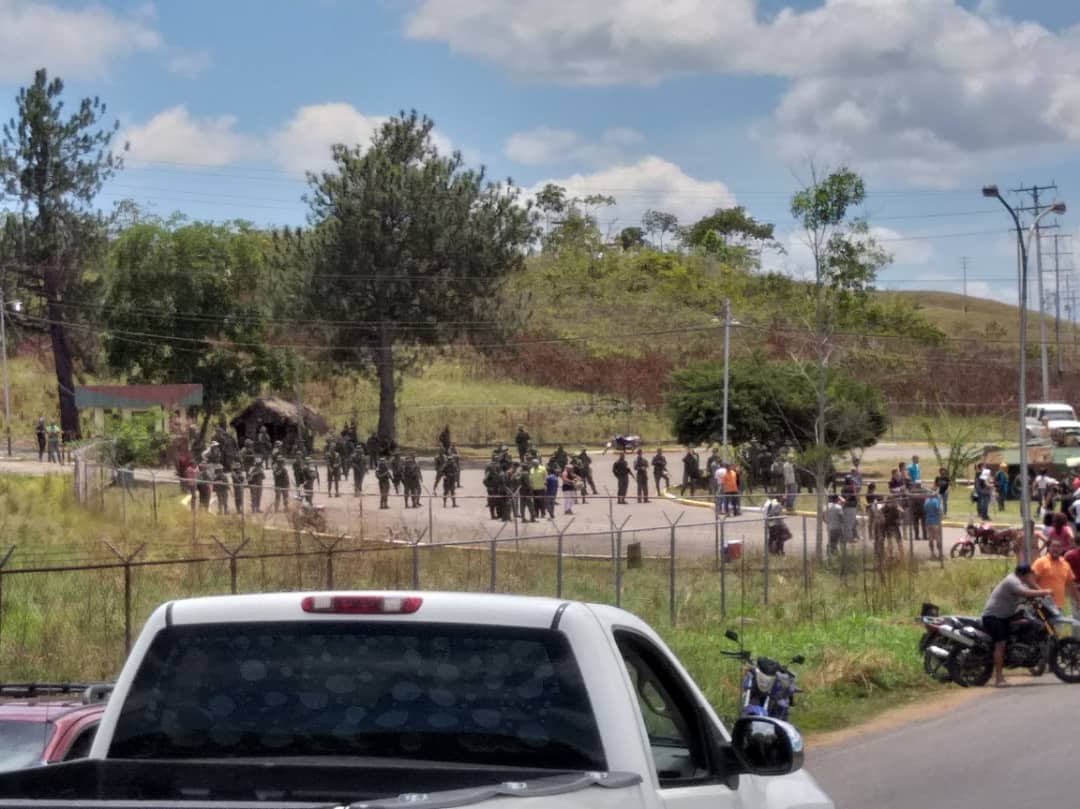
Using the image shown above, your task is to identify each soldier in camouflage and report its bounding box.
[350,444,367,495]
[402,453,422,508]
[326,444,342,498]
[390,451,404,495]
[302,458,319,505]
[272,455,291,512]
[441,453,459,508]
[248,459,265,513]
[375,456,391,509]
[255,425,272,467]
[231,461,246,514]
[213,466,230,514]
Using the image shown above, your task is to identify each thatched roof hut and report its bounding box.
[230,397,329,449]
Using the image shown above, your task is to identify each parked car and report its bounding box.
[0,685,109,772]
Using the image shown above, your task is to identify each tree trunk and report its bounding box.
[47,297,80,438]
[376,329,396,441]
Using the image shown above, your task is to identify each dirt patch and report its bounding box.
[807,686,988,749]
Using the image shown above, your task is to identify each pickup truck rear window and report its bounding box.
[109,621,605,771]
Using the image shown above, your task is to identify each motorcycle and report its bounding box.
[937,597,1080,687]
[721,629,804,721]
[917,603,984,682]
[950,522,1022,559]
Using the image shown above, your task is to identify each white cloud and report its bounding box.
[0,0,162,82]
[868,226,933,267]
[123,106,257,167]
[505,126,643,166]
[530,156,735,234]
[406,0,1080,185]
[166,49,212,79]
[269,103,454,175]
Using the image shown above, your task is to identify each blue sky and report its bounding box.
[1,0,1079,308]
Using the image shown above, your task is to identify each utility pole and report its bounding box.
[721,299,731,464]
[960,256,970,313]
[0,285,10,457]
[1012,182,1060,400]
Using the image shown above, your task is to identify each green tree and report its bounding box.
[0,69,125,435]
[682,206,777,266]
[618,226,646,251]
[285,112,536,440]
[642,209,679,250]
[102,221,286,432]
[790,165,890,559]
[667,357,887,453]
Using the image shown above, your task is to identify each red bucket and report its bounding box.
[723,540,743,562]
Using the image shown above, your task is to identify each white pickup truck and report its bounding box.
[0,592,833,809]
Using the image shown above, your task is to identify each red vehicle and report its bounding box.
[0,685,108,772]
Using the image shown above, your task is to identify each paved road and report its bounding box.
[0,447,992,561]
[810,678,1075,808]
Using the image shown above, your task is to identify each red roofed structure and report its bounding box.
[75,384,203,435]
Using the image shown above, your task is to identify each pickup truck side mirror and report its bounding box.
[729,716,804,776]
[724,629,739,642]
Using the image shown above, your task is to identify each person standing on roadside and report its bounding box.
[934,466,951,516]
[651,448,669,496]
[634,449,650,503]
[993,463,1008,512]
[924,488,943,561]
[34,416,45,461]
[982,564,1052,687]
[1032,538,1080,636]
[1064,542,1080,619]
[782,457,797,511]
[907,455,921,487]
[544,464,559,519]
[46,421,61,464]
[612,452,631,505]
[722,463,740,516]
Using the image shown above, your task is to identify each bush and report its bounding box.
[101,421,170,467]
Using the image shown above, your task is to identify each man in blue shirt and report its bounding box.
[924,489,943,561]
[907,455,921,487]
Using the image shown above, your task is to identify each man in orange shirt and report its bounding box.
[1032,537,1080,614]
[723,464,740,516]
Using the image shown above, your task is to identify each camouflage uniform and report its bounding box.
[240,439,256,472]
[390,451,404,495]
[255,426,272,467]
[577,449,598,495]
[213,466,230,514]
[375,456,391,509]
[441,454,459,507]
[326,446,342,498]
[514,426,530,461]
[634,450,650,503]
[613,454,631,504]
[402,454,422,508]
[248,460,265,513]
[350,446,367,495]
[272,456,291,512]
[303,458,319,505]
[231,462,246,513]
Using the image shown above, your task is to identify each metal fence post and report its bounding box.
[151,472,158,526]
[0,547,14,651]
[104,542,146,657]
[762,513,770,607]
[663,512,685,625]
[555,519,575,598]
[720,520,727,618]
[481,524,508,594]
[611,516,630,608]
[308,533,345,589]
[212,536,250,594]
[802,514,809,595]
[412,541,420,590]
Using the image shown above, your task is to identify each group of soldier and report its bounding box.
[474,426,674,523]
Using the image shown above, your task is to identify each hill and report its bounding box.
[885,289,1071,347]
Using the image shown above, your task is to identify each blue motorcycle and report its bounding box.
[722,629,804,721]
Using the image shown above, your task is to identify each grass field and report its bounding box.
[0,474,1015,737]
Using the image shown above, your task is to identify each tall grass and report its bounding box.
[0,473,1013,736]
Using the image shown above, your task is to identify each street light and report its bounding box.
[982,184,1066,563]
[713,300,740,464]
